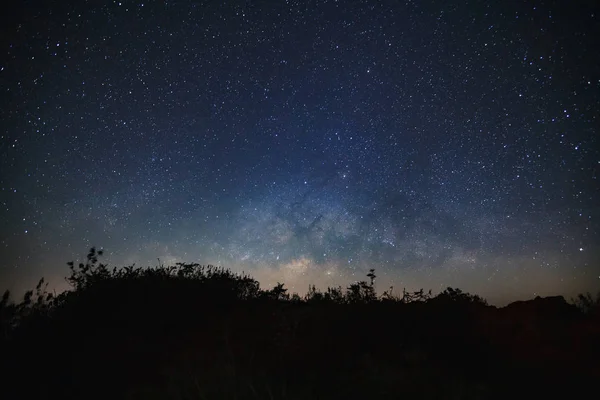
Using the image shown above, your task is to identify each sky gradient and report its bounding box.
[1,0,599,305]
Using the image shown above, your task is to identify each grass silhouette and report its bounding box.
[1,247,598,399]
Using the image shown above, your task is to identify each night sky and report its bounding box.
[1,0,598,305]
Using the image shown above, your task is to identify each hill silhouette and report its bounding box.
[1,247,599,399]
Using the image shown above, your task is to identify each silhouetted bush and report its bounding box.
[432,287,488,305]
[1,247,597,400]
[572,291,600,315]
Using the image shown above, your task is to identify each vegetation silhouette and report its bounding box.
[1,247,599,400]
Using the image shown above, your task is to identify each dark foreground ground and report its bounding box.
[1,254,598,399]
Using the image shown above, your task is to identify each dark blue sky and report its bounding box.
[1,0,598,304]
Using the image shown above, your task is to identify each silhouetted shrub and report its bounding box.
[263,282,289,300]
[572,291,600,315]
[1,248,596,400]
[433,287,488,306]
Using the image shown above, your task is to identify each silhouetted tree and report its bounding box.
[572,291,600,315]
[367,268,376,287]
[305,284,325,303]
[401,288,432,303]
[264,282,289,300]
[346,281,376,303]
[434,287,487,305]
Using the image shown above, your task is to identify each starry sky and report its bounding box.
[1,0,598,305]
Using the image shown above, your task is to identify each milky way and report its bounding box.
[1,0,598,304]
